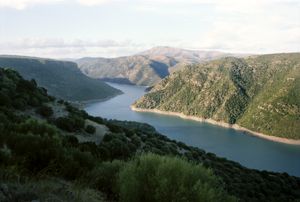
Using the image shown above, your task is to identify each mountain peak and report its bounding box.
[138,46,192,57]
[138,46,232,63]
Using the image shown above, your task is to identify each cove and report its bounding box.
[85,82,300,177]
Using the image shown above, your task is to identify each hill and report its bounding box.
[0,55,122,101]
[133,53,300,140]
[76,46,236,86]
[1,68,300,201]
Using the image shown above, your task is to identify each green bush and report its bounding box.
[89,160,124,199]
[7,133,61,173]
[55,115,85,132]
[0,92,11,106]
[63,135,79,147]
[59,149,95,180]
[36,105,53,117]
[85,125,96,134]
[16,119,59,139]
[118,153,235,202]
[12,98,26,109]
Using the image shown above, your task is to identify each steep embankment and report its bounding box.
[0,55,122,101]
[133,53,300,141]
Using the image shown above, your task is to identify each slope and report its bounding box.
[0,55,122,101]
[133,53,300,139]
[0,68,300,201]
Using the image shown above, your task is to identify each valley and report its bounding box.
[85,82,300,177]
[2,1,300,201]
[1,68,300,201]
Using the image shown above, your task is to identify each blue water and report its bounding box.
[85,83,300,177]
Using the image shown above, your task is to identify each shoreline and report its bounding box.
[131,106,300,145]
[71,92,124,109]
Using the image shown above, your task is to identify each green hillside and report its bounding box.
[1,68,300,201]
[133,53,300,139]
[0,56,122,101]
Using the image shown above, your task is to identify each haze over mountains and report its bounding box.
[0,56,121,101]
[76,46,239,86]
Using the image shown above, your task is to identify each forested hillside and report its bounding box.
[0,68,300,201]
[133,53,300,139]
[0,56,121,101]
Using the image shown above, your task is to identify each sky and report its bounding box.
[0,0,299,58]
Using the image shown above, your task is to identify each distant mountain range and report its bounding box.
[0,55,122,101]
[133,53,300,140]
[76,46,240,86]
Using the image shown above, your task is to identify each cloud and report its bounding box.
[0,38,147,58]
[0,38,141,48]
[77,0,110,6]
[0,0,299,55]
[161,0,300,53]
[0,0,63,10]
[0,0,121,9]
[131,0,300,53]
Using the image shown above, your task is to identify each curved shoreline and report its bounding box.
[131,106,300,145]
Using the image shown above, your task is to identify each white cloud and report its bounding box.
[0,0,123,9]
[0,38,141,48]
[77,0,109,6]
[0,0,299,55]
[0,38,147,58]
[196,1,300,53]
[0,0,63,10]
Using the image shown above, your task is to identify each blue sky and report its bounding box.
[0,0,299,58]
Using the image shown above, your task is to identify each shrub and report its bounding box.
[16,119,58,139]
[88,160,124,199]
[7,133,62,173]
[12,98,26,109]
[55,116,85,132]
[36,105,53,117]
[118,153,235,202]
[28,97,40,107]
[0,92,11,106]
[63,135,79,147]
[60,149,95,180]
[85,125,96,134]
[17,79,36,92]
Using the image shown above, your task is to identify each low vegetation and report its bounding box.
[0,68,300,201]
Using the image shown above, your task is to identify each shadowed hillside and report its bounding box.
[0,55,122,101]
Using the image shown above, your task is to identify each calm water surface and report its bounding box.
[85,83,300,177]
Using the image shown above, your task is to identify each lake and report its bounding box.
[85,83,300,177]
